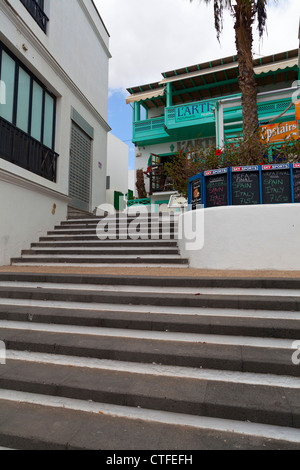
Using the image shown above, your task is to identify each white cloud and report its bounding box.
[95,0,299,93]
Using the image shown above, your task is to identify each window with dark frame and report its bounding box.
[0,42,58,182]
[19,0,49,34]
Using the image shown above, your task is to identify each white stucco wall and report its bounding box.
[106,133,129,206]
[0,170,69,266]
[45,0,110,121]
[178,204,300,272]
[128,170,135,195]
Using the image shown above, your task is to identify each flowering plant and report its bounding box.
[164,135,300,197]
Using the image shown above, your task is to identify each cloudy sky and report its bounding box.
[94,0,299,169]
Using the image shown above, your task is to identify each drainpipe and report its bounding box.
[215,102,219,148]
[218,101,224,148]
[215,101,224,148]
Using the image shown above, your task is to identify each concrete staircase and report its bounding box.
[11,212,188,268]
[0,272,299,449]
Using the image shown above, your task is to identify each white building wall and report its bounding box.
[128,170,135,195]
[45,0,110,120]
[0,0,111,265]
[147,106,164,119]
[178,204,300,272]
[0,170,69,266]
[106,133,129,206]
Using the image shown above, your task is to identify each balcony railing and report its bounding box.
[133,117,168,145]
[0,117,59,182]
[127,198,151,207]
[133,100,217,145]
[20,0,49,33]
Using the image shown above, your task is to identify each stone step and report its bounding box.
[0,284,298,311]
[57,220,179,229]
[65,215,179,224]
[57,218,178,225]
[0,273,299,450]
[46,231,178,238]
[31,241,179,248]
[0,302,299,338]
[48,228,177,235]
[0,320,297,376]
[67,206,95,218]
[11,256,188,266]
[1,272,300,289]
[0,352,299,429]
[18,253,183,258]
[37,234,179,242]
[21,248,180,256]
[1,392,300,450]
[2,278,300,298]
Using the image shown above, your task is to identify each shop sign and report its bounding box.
[176,102,215,122]
[260,120,299,144]
[295,100,300,121]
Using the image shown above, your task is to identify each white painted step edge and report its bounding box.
[0,298,299,319]
[6,350,300,389]
[0,320,295,348]
[1,281,300,297]
[0,389,300,444]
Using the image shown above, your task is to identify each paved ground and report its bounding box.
[1,265,300,278]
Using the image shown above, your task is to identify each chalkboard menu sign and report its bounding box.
[189,163,300,211]
[293,165,300,203]
[190,177,201,210]
[205,169,228,208]
[231,167,260,206]
[262,165,291,205]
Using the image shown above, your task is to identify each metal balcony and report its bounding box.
[20,0,49,33]
[0,117,58,182]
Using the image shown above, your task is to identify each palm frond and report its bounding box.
[255,0,268,37]
[190,0,274,40]
[190,0,233,41]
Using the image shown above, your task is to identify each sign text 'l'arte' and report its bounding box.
[176,102,215,122]
[260,120,299,144]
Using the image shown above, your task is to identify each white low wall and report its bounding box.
[178,204,300,272]
[0,170,69,266]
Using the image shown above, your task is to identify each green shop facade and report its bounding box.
[126,49,299,208]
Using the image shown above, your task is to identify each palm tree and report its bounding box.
[190,0,273,162]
